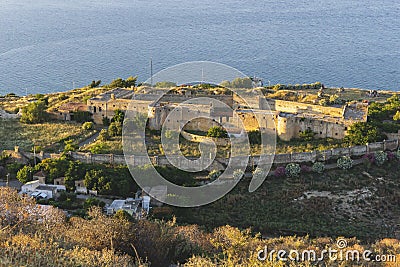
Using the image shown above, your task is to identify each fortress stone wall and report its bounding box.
[87,87,367,141]
[261,98,346,118]
[6,140,397,173]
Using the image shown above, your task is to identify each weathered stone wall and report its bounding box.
[6,140,399,171]
[261,98,345,118]
[232,110,346,141]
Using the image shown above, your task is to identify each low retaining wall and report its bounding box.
[3,140,399,169]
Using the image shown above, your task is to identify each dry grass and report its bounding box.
[301,87,395,102]
[0,119,87,152]
[46,86,110,111]
[81,137,123,154]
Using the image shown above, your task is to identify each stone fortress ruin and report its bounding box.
[87,85,368,141]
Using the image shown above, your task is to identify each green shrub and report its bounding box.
[299,129,315,141]
[319,99,328,106]
[248,130,261,144]
[337,156,353,170]
[20,100,48,124]
[16,165,34,183]
[82,122,94,130]
[374,151,387,166]
[285,163,301,177]
[312,162,325,173]
[102,117,110,126]
[64,139,77,152]
[98,129,109,141]
[73,111,92,123]
[206,126,228,138]
[208,170,221,180]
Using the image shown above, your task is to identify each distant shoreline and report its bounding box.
[1,84,399,98]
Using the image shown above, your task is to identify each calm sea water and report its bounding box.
[0,0,399,95]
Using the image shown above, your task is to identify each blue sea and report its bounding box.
[0,0,399,95]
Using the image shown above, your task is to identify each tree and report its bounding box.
[82,122,94,130]
[125,76,137,88]
[108,122,122,137]
[89,80,101,88]
[73,111,92,123]
[84,197,105,210]
[36,158,69,183]
[16,165,34,183]
[64,139,77,153]
[393,111,400,121]
[112,109,125,123]
[84,169,112,194]
[206,126,228,138]
[299,128,315,141]
[20,100,48,124]
[98,129,109,141]
[107,76,137,89]
[65,161,88,191]
[102,117,111,126]
[108,78,125,88]
[344,122,384,145]
[248,130,261,144]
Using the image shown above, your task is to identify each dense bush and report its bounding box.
[299,129,315,141]
[20,100,48,124]
[108,122,122,136]
[248,130,261,144]
[63,139,77,152]
[98,129,109,141]
[82,122,94,130]
[16,165,34,183]
[89,80,102,88]
[374,151,388,166]
[220,77,253,88]
[106,76,137,88]
[344,122,384,145]
[206,126,228,138]
[73,111,92,123]
[337,156,353,170]
[285,163,301,177]
[268,82,322,91]
[312,162,325,173]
